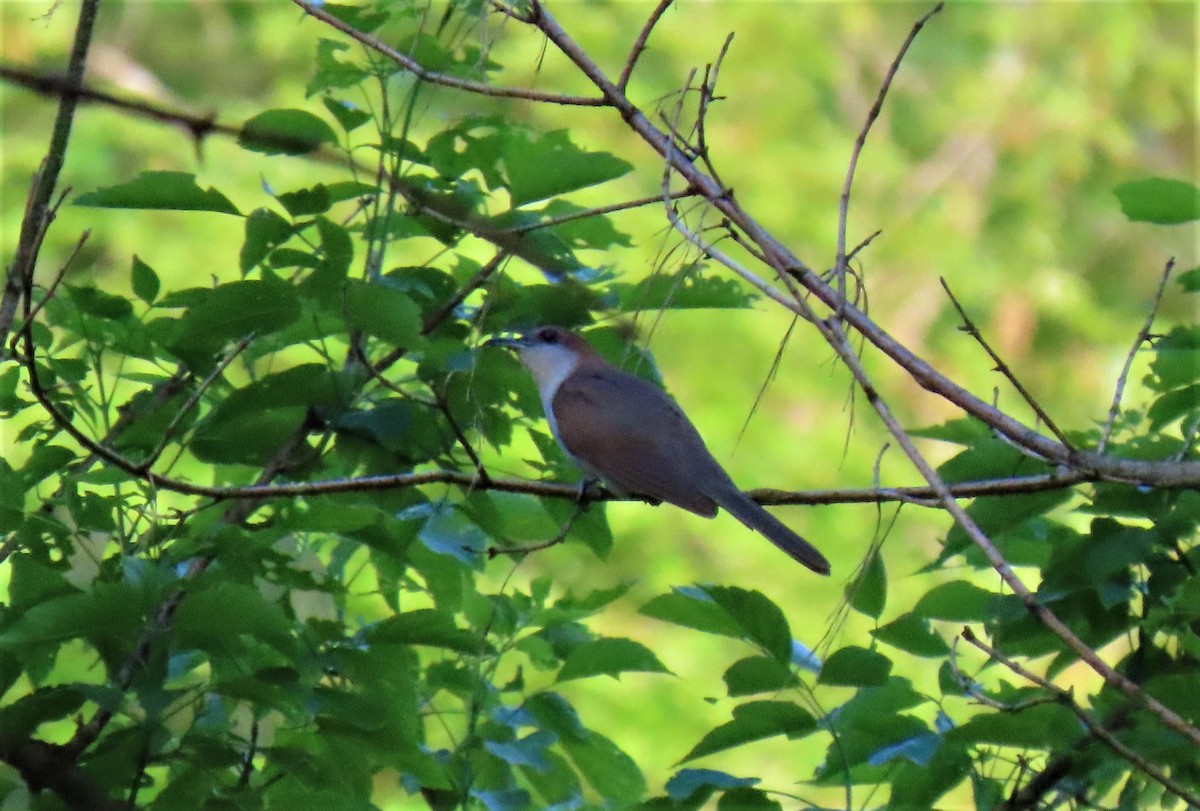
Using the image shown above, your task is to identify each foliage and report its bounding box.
[0,2,1197,810]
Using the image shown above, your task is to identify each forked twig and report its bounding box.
[618,0,674,91]
[961,628,1200,809]
[488,502,587,557]
[836,3,944,312]
[1099,258,1175,453]
[940,278,1074,450]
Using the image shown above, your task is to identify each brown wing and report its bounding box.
[552,365,720,517]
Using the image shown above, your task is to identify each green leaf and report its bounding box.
[277,184,332,217]
[240,208,296,272]
[20,445,76,488]
[640,589,744,639]
[913,581,998,621]
[717,788,782,811]
[343,279,423,346]
[1115,177,1200,224]
[130,255,160,303]
[366,609,482,653]
[560,729,645,804]
[168,279,301,360]
[872,614,949,657]
[722,656,796,697]
[503,129,631,206]
[0,686,86,739]
[665,769,757,802]
[702,585,792,663]
[1147,384,1200,430]
[174,581,294,653]
[952,702,1081,748]
[680,701,817,763]
[818,646,893,686]
[239,109,338,155]
[308,38,370,95]
[614,269,755,312]
[75,171,240,215]
[67,285,133,320]
[323,96,372,133]
[848,553,887,619]
[1178,266,1200,292]
[557,638,670,682]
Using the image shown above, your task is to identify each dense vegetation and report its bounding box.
[1,2,1197,809]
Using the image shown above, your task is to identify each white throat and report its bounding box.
[517,343,580,441]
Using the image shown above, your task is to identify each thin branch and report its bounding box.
[836,3,944,309]
[1099,257,1175,453]
[137,333,254,471]
[291,0,605,106]
[0,0,100,352]
[618,0,674,91]
[940,278,1075,451]
[488,502,587,557]
[961,628,1200,810]
[494,189,697,235]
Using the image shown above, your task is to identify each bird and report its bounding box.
[487,326,830,574]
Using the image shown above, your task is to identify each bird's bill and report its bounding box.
[483,333,529,350]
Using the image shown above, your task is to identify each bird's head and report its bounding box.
[487,326,597,394]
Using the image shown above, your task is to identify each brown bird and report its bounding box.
[488,326,830,574]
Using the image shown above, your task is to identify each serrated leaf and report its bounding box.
[722,656,795,697]
[75,171,240,215]
[557,638,670,682]
[239,109,338,155]
[818,646,893,686]
[174,581,294,653]
[240,208,296,272]
[701,585,792,663]
[1115,177,1200,224]
[680,701,817,763]
[639,589,743,638]
[913,581,997,621]
[560,729,645,803]
[322,96,372,133]
[366,609,482,653]
[130,255,160,303]
[615,270,755,312]
[343,279,422,345]
[872,614,949,657]
[67,285,133,320]
[503,129,631,206]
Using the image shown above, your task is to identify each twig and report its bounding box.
[940,278,1075,451]
[291,0,605,107]
[138,333,254,471]
[961,628,1200,809]
[488,502,586,557]
[618,0,674,91]
[20,227,87,328]
[0,0,100,352]
[494,190,697,235]
[1099,258,1175,453]
[835,3,944,314]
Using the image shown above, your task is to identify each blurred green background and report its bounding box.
[1,1,1195,805]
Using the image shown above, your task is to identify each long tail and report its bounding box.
[711,487,831,575]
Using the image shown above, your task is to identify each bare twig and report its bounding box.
[1099,258,1175,453]
[836,3,944,311]
[961,628,1200,809]
[618,0,674,91]
[940,278,1075,451]
[291,0,605,106]
[488,502,587,557]
[494,190,697,235]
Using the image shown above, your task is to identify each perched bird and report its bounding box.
[488,326,830,574]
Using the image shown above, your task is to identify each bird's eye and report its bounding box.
[538,328,558,344]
